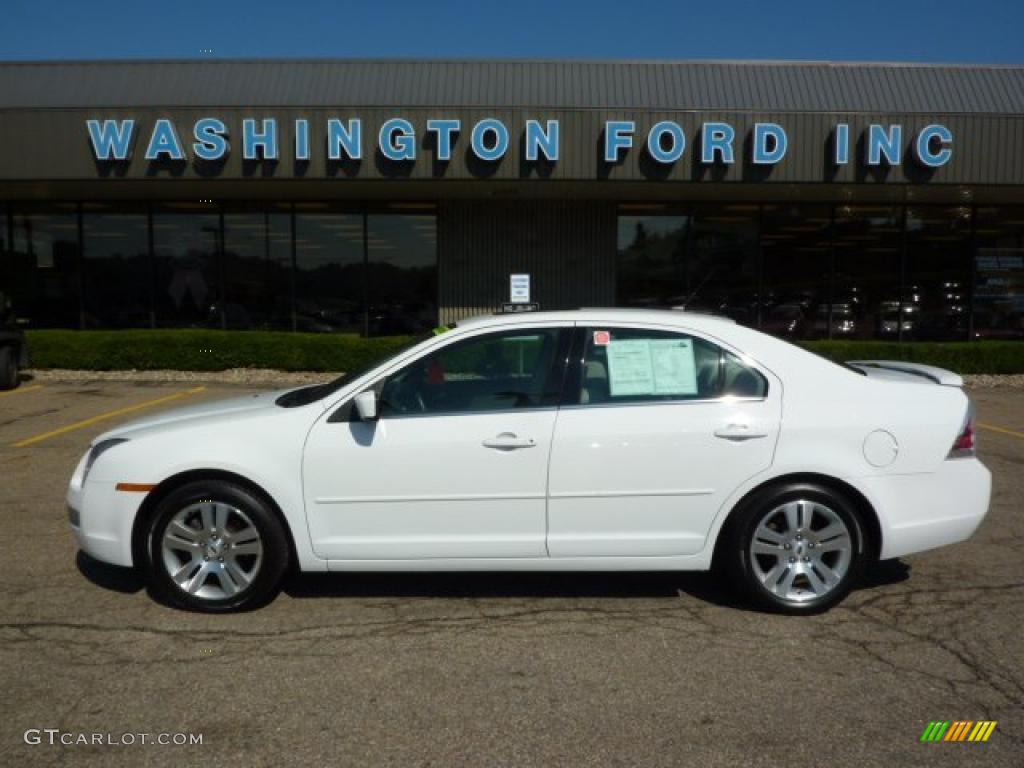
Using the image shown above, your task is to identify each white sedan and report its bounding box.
[67,309,991,613]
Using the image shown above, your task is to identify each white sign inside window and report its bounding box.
[510,273,531,303]
[606,338,698,397]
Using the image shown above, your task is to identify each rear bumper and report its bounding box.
[856,458,992,560]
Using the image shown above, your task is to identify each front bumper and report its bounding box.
[67,475,146,568]
[857,458,992,560]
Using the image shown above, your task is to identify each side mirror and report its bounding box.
[353,390,378,422]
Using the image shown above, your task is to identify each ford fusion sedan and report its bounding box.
[67,309,991,613]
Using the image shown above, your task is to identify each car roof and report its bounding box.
[454,308,738,332]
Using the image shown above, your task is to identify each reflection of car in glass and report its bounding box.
[762,304,806,338]
[368,305,432,336]
[68,309,991,615]
[0,291,29,390]
[205,302,254,330]
[810,304,856,338]
[939,281,966,307]
[877,301,917,338]
[915,309,969,341]
[971,311,1024,340]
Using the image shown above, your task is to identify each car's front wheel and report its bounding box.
[725,483,869,613]
[146,480,290,612]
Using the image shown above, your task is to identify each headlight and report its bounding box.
[82,438,129,483]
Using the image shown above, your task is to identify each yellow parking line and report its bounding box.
[0,384,44,398]
[11,386,206,448]
[979,422,1024,440]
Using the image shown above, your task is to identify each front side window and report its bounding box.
[379,328,565,416]
[576,327,766,405]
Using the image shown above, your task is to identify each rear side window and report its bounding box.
[575,327,766,405]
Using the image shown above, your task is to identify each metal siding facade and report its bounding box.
[0,59,1020,187]
[438,200,616,323]
[3,60,1024,112]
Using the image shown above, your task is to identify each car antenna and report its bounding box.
[679,268,716,309]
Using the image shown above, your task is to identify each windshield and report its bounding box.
[275,332,437,407]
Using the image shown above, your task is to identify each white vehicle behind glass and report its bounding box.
[67,309,991,614]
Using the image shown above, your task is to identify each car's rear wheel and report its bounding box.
[0,346,18,390]
[146,480,289,612]
[725,483,868,613]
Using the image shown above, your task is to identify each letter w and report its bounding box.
[87,119,136,160]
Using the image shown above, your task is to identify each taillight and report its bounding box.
[948,400,977,459]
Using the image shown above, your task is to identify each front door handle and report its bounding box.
[482,432,537,450]
[714,424,769,441]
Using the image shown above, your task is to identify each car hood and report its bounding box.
[94,387,313,442]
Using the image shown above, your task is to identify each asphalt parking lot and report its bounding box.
[1,378,1022,767]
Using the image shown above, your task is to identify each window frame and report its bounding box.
[331,325,574,422]
[561,325,769,409]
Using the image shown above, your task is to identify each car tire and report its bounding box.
[724,482,868,614]
[0,346,17,390]
[146,479,290,613]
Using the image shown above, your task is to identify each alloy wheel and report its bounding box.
[748,499,853,603]
[160,501,264,600]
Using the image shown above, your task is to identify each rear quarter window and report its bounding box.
[577,327,767,404]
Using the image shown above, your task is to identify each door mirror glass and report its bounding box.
[353,390,378,421]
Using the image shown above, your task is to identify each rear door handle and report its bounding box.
[482,432,537,450]
[714,424,768,441]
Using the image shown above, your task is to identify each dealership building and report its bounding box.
[0,59,1022,339]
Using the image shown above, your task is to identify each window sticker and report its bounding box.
[606,338,697,397]
[649,339,698,395]
[593,330,611,346]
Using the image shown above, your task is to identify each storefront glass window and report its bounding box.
[9,205,81,328]
[760,204,832,340]
[688,205,760,326]
[616,212,689,308]
[223,211,293,330]
[0,204,11,321]
[366,212,438,335]
[973,206,1024,340]
[152,206,221,328]
[832,205,902,340]
[905,206,972,340]
[82,205,151,328]
[294,211,364,334]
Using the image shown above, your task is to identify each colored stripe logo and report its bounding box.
[920,721,997,742]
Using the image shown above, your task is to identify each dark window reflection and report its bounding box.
[223,212,293,330]
[294,212,364,334]
[616,213,689,308]
[82,206,151,328]
[366,214,438,335]
[761,205,832,340]
[615,207,759,326]
[905,206,972,341]
[973,207,1024,340]
[833,206,901,339]
[152,207,221,328]
[0,203,12,321]
[8,206,81,328]
[687,205,759,325]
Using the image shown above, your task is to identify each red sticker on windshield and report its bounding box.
[593,330,611,346]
